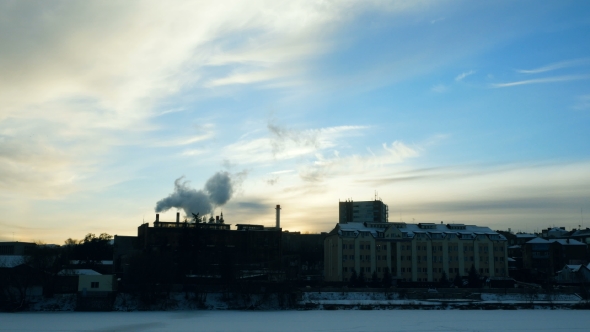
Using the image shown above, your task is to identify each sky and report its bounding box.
[1,0,589,244]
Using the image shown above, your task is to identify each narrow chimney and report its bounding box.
[156,214,160,223]
[275,204,281,229]
[176,212,180,223]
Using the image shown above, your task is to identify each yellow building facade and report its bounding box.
[325,222,508,282]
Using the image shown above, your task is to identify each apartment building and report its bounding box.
[339,199,388,224]
[325,221,508,282]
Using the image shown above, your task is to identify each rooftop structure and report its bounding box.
[339,199,388,224]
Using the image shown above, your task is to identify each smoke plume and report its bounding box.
[205,172,233,205]
[155,172,234,217]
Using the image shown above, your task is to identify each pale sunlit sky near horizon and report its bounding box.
[1,0,589,244]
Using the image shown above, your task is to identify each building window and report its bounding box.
[91,282,99,289]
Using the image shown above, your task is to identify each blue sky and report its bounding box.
[1,0,589,243]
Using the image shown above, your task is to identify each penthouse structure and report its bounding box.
[324,221,508,283]
[339,199,388,224]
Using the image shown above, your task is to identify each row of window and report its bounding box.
[342,267,507,276]
[343,253,505,262]
[342,244,389,250]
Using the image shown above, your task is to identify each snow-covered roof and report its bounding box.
[515,233,536,238]
[549,239,586,246]
[526,237,550,244]
[69,260,113,265]
[0,255,26,268]
[571,228,590,236]
[567,265,582,272]
[58,269,101,276]
[336,222,504,240]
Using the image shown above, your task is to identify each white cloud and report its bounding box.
[0,1,436,198]
[455,70,475,81]
[298,140,419,182]
[517,58,590,74]
[431,84,448,93]
[491,75,590,88]
[223,124,368,165]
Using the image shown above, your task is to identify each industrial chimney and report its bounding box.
[156,214,160,223]
[176,212,180,224]
[275,204,281,229]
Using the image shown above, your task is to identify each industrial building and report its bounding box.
[121,207,283,283]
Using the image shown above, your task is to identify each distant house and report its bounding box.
[72,270,116,311]
[556,264,590,284]
[78,274,116,294]
[56,269,116,295]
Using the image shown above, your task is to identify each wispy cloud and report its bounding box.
[298,140,419,182]
[1,1,428,199]
[455,70,475,81]
[223,124,368,165]
[491,75,590,88]
[430,17,445,24]
[573,94,590,110]
[431,84,448,93]
[517,58,590,74]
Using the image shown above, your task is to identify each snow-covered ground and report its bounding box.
[300,291,582,306]
[1,310,590,331]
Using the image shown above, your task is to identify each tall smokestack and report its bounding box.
[176,212,180,223]
[275,204,281,229]
[156,214,159,223]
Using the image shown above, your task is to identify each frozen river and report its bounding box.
[1,310,589,331]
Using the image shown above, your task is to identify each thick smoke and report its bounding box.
[205,172,233,205]
[155,172,234,217]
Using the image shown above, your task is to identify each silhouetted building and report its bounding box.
[0,242,36,256]
[135,213,282,281]
[339,199,388,224]
[522,237,587,282]
[282,231,326,281]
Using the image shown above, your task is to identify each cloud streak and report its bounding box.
[455,70,475,81]
[516,58,590,74]
[491,75,590,88]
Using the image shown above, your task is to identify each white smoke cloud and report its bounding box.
[155,171,236,216]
